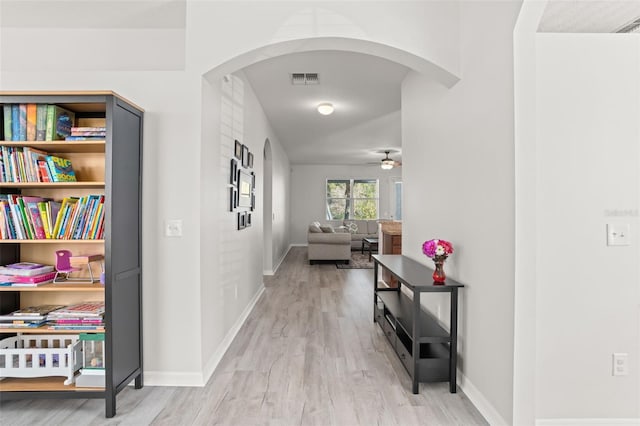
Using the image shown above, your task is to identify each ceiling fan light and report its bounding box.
[317,103,334,115]
[381,159,394,170]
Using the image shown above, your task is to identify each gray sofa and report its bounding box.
[325,219,381,249]
[307,222,351,264]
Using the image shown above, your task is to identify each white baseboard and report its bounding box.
[289,243,307,247]
[264,244,294,275]
[144,371,204,387]
[537,419,640,425]
[143,285,265,387]
[457,371,509,426]
[202,284,265,384]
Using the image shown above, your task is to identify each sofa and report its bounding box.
[307,222,351,264]
[325,219,382,249]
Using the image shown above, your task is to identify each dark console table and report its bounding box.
[372,254,464,394]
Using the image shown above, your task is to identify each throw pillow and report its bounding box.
[344,221,358,234]
[320,225,335,233]
[308,223,322,233]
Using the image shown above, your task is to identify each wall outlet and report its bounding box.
[165,220,183,237]
[613,353,629,376]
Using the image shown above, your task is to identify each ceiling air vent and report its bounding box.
[291,73,319,85]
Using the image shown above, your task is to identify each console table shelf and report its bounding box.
[372,254,464,394]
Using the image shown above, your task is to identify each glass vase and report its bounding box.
[432,260,446,284]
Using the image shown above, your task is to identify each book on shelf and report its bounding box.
[0,320,46,328]
[48,301,105,318]
[45,105,75,141]
[18,104,27,141]
[3,104,11,141]
[10,105,19,141]
[26,103,37,141]
[36,104,47,141]
[0,271,56,284]
[0,261,54,275]
[45,155,76,182]
[0,304,64,321]
[37,159,52,182]
[64,136,106,141]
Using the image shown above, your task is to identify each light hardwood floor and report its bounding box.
[0,247,487,425]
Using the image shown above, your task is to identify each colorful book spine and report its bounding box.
[37,202,51,239]
[35,104,47,140]
[45,155,76,182]
[18,104,27,141]
[27,202,46,239]
[11,105,19,141]
[17,197,34,239]
[37,160,51,182]
[2,105,11,141]
[45,105,75,141]
[26,104,37,141]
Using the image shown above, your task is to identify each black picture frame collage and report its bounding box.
[230,139,255,230]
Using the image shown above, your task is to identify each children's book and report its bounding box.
[26,104,37,141]
[18,104,27,141]
[45,105,75,141]
[36,104,47,140]
[45,155,76,182]
[0,264,54,276]
[37,160,52,182]
[11,105,19,141]
[3,104,12,141]
[0,271,56,284]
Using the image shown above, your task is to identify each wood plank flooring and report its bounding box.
[0,247,487,425]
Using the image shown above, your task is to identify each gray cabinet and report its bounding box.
[0,92,143,418]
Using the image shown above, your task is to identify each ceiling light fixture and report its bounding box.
[317,103,334,115]
[381,151,395,170]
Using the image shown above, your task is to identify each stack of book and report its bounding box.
[0,148,76,183]
[0,194,104,240]
[65,127,106,141]
[0,304,64,328]
[2,104,75,141]
[46,301,105,330]
[0,262,56,287]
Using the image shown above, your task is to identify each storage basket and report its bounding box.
[0,334,82,385]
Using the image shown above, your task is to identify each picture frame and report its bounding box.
[237,211,246,230]
[242,145,250,168]
[234,140,243,160]
[246,213,252,227]
[238,169,253,208]
[229,187,237,212]
[230,158,238,185]
[251,194,255,211]
[248,152,254,168]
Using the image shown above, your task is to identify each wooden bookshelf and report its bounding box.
[0,377,104,392]
[0,92,143,418]
[0,141,105,153]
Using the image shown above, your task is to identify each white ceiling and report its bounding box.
[242,51,409,166]
[539,0,640,32]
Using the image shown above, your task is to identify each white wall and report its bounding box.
[269,135,291,272]
[534,34,640,421]
[401,2,522,424]
[0,1,460,387]
[290,164,401,245]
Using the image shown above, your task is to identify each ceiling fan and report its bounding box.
[379,150,401,170]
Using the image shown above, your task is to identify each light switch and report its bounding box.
[165,220,183,237]
[607,224,630,246]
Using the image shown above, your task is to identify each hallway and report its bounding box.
[0,247,486,425]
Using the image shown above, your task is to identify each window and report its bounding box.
[326,179,378,220]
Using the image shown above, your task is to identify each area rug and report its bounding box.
[336,252,374,269]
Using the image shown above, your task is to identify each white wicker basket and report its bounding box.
[0,334,82,385]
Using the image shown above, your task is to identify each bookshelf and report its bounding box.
[0,91,143,418]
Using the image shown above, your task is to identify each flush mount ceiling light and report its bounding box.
[317,103,334,115]
[381,151,395,170]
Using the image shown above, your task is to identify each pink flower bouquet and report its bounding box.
[422,239,454,263]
